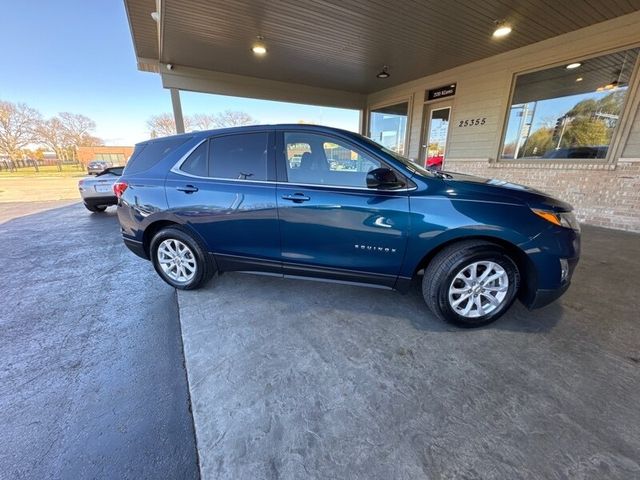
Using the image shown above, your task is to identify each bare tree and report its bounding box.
[78,134,104,147]
[147,111,254,137]
[59,112,102,166]
[146,113,192,137]
[0,100,41,170]
[36,117,69,170]
[189,113,217,131]
[210,110,256,128]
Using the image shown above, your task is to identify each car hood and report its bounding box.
[436,171,573,212]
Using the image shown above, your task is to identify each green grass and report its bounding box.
[0,165,87,178]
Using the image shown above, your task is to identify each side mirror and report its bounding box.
[366,168,405,190]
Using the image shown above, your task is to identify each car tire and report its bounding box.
[84,203,107,212]
[150,227,215,290]
[422,240,520,328]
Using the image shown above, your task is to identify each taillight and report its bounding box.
[113,181,128,198]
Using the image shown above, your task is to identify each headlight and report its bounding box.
[532,209,580,232]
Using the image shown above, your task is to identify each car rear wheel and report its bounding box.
[150,227,215,290]
[84,203,107,212]
[422,240,520,328]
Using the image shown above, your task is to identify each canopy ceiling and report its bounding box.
[125,0,640,101]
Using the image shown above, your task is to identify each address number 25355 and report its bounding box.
[458,118,487,127]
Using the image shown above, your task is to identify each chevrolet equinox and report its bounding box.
[115,125,580,327]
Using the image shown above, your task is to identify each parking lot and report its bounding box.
[1,202,640,479]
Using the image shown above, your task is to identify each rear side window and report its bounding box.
[209,133,268,181]
[179,142,208,177]
[125,137,189,175]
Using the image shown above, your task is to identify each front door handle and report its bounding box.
[177,185,199,194]
[281,193,310,203]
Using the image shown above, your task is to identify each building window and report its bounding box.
[369,102,409,154]
[92,153,126,163]
[501,47,639,160]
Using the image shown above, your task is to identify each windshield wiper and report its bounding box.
[427,167,453,179]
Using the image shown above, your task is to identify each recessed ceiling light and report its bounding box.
[376,66,390,79]
[492,21,512,38]
[252,45,267,55]
[575,77,583,82]
[252,35,267,56]
[566,62,582,69]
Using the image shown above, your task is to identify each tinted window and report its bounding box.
[209,133,268,181]
[180,142,208,176]
[284,132,382,188]
[125,137,189,174]
[97,167,124,176]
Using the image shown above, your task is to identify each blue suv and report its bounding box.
[115,125,580,327]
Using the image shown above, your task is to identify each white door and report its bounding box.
[421,104,452,170]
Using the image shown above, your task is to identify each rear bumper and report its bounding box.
[122,236,149,260]
[83,195,117,207]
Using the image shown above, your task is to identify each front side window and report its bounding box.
[368,102,409,154]
[209,133,268,181]
[501,47,639,160]
[284,132,382,188]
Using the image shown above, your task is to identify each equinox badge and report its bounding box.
[354,244,396,253]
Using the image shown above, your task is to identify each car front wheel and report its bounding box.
[150,227,215,290]
[422,240,520,328]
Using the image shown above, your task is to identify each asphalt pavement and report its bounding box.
[0,203,199,479]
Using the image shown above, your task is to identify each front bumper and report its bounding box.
[527,282,571,309]
[519,226,580,309]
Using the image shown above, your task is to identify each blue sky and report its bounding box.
[0,1,359,145]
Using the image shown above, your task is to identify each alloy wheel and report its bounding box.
[157,239,197,284]
[448,261,509,318]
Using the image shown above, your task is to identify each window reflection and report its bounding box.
[502,47,639,160]
[369,102,409,154]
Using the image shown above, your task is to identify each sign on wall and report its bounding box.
[426,83,456,101]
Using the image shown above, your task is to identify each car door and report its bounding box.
[165,131,281,274]
[276,129,410,287]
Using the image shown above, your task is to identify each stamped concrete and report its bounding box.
[0,204,198,479]
[178,225,640,479]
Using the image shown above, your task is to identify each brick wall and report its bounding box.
[445,159,640,232]
[77,146,135,165]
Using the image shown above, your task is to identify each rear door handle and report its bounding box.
[281,193,310,203]
[177,185,199,194]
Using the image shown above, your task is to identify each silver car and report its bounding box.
[87,160,113,175]
[78,166,124,212]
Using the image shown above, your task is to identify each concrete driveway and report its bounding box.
[0,204,198,479]
[178,225,640,479]
[2,202,639,479]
